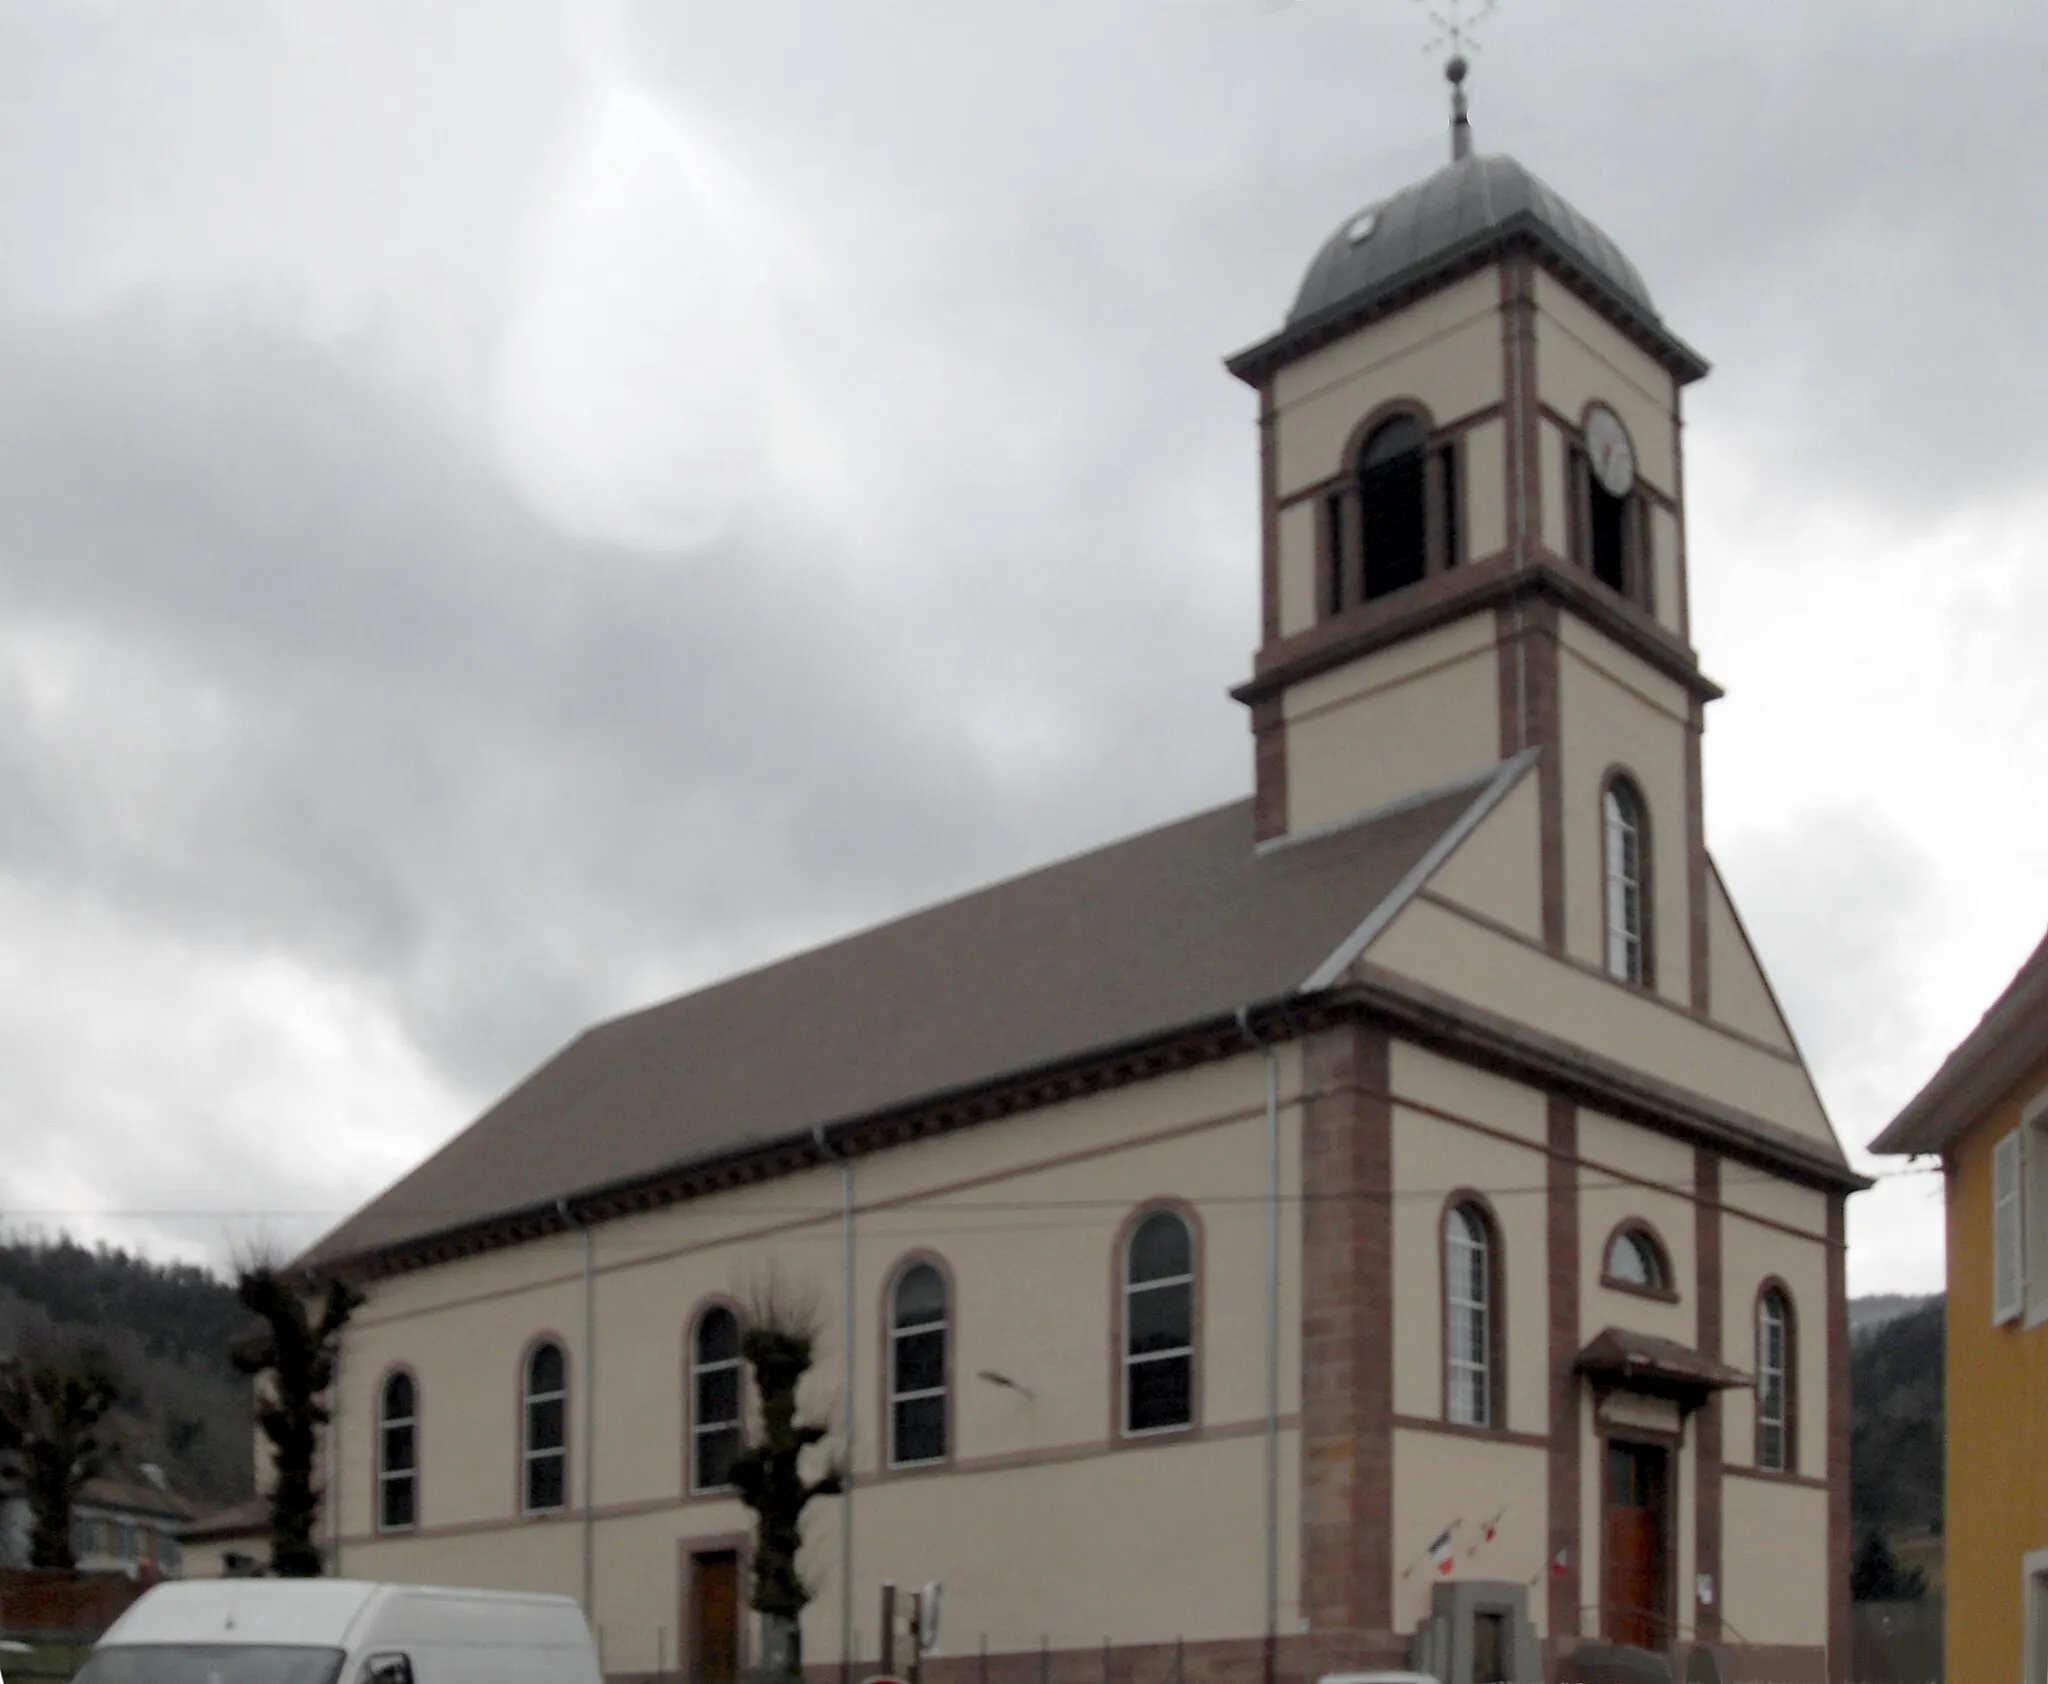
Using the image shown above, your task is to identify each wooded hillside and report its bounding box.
[0,1237,254,1508]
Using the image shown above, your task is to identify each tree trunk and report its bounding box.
[754,1611,802,1684]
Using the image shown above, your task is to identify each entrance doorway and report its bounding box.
[690,1550,742,1684]
[1602,1439,1671,1650]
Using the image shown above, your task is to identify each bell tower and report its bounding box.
[1226,61,1720,1009]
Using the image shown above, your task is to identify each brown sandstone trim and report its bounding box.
[1826,1193,1850,1684]
[1503,255,1544,570]
[1694,1148,1723,1644]
[1299,1024,1394,1646]
[1523,598,1566,952]
[1232,552,1719,710]
[1686,694,1710,1013]
[1545,1094,1581,1661]
[1392,1413,1548,1451]
[1259,378,1279,650]
[1252,695,1287,843]
[1496,601,1528,758]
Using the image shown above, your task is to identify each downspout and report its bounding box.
[559,1197,595,1621]
[1236,1005,1282,1684]
[814,1124,856,1684]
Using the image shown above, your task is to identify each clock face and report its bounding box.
[1585,404,1636,498]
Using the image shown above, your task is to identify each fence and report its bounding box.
[1848,1597,1942,1684]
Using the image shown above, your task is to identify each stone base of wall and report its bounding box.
[781,1631,1411,1684]
[1537,1639,1828,1684]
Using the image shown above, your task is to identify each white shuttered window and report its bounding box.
[1994,1129,2024,1325]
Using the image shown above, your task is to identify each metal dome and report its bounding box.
[1290,152,1656,327]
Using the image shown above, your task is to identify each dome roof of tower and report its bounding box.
[1290,152,1653,325]
[1227,151,1707,386]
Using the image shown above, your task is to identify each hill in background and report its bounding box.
[0,1236,255,1509]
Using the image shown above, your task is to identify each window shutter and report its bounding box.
[1994,1129,2024,1325]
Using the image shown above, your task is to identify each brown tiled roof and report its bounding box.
[180,1496,269,1543]
[1870,925,2048,1156]
[76,1474,197,1523]
[1575,1327,1751,1401]
[308,772,1509,1269]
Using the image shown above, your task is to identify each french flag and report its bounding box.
[1429,1525,1458,1575]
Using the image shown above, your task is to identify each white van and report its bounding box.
[77,1580,603,1684]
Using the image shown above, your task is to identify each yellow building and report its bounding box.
[1873,929,2048,1684]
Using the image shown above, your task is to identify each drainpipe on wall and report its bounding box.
[559,1197,596,1621]
[814,1124,856,1684]
[1236,1004,1282,1684]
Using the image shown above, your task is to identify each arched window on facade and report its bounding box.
[1123,1209,1195,1435]
[889,1262,949,1467]
[377,1371,416,1531]
[1757,1286,1795,1471]
[522,1340,569,1514]
[1324,412,1459,615]
[1444,1201,1497,1427]
[1603,1224,1670,1295]
[1603,778,1650,985]
[690,1305,743,1494]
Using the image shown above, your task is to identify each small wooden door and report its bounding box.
[1603,1441,1670,1650]
[692,1551,741,1684]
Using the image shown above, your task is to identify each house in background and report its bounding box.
[1872,925,2048,1684]
[0,1461,193,1579]
[301,66,1862,1684]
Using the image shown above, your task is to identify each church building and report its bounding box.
[305,64,1860,1684]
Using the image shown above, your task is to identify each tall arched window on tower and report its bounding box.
[1756,1286,1796,1472]
[522,1340,568,1514]
[888,1262,949,1467]
[1122,1208,1196,1435]
[690,1305,743,1494]
[377,1371,416,1532]
[1603,777,1650,985]
[1325,411,1459,614]
[1444,1201,1499,1427]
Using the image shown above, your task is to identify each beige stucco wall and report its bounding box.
[1281,614,1500,832]
[1556,618,1692,1006]
[1464,417,1509,562]
[1649,505,1682,635]
[1364,897,1836,1146]
[1538,419,1567,557]
[1719,1476,1829,1647]
[1577,1111,1697,1348]
[1706,870,1797,1053]
[1389,1095,1550,1435]
[1271,269,1504,497]
[1390,1429,1550,1635]
[1718,1209,1830,1476]
[1426,769,1543,941]
[1531,273,1679,499]
[1277,500,1318,637]
[333,1051,1310,1663]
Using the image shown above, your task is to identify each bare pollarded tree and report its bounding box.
[230,1260,362,1578]
[727,1277,845,1683]
[0,1341,124,1569]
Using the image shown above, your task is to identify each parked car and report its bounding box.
[72,1579,601,1684]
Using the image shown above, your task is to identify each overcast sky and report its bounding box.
[0,0,2041,1297]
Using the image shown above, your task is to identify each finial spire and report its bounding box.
[1416,0,1495,161]
[1447,54,1472,161]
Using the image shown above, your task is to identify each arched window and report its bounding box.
[690,1306,744,1494]
[377,1371,416,1531]
[1444,1202,1497,1427]
[1603,778,1649,985]
[889,1263,949,1467]
[1602,1224,1671,1295]
[522,1340,569,1514]
[1324,411,1460,615]
[1123,1209,1195,1435]
[1756,1286,1795,1471]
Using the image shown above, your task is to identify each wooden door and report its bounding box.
[692,1551,741,1684]
[1603,1441,1670,1650]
